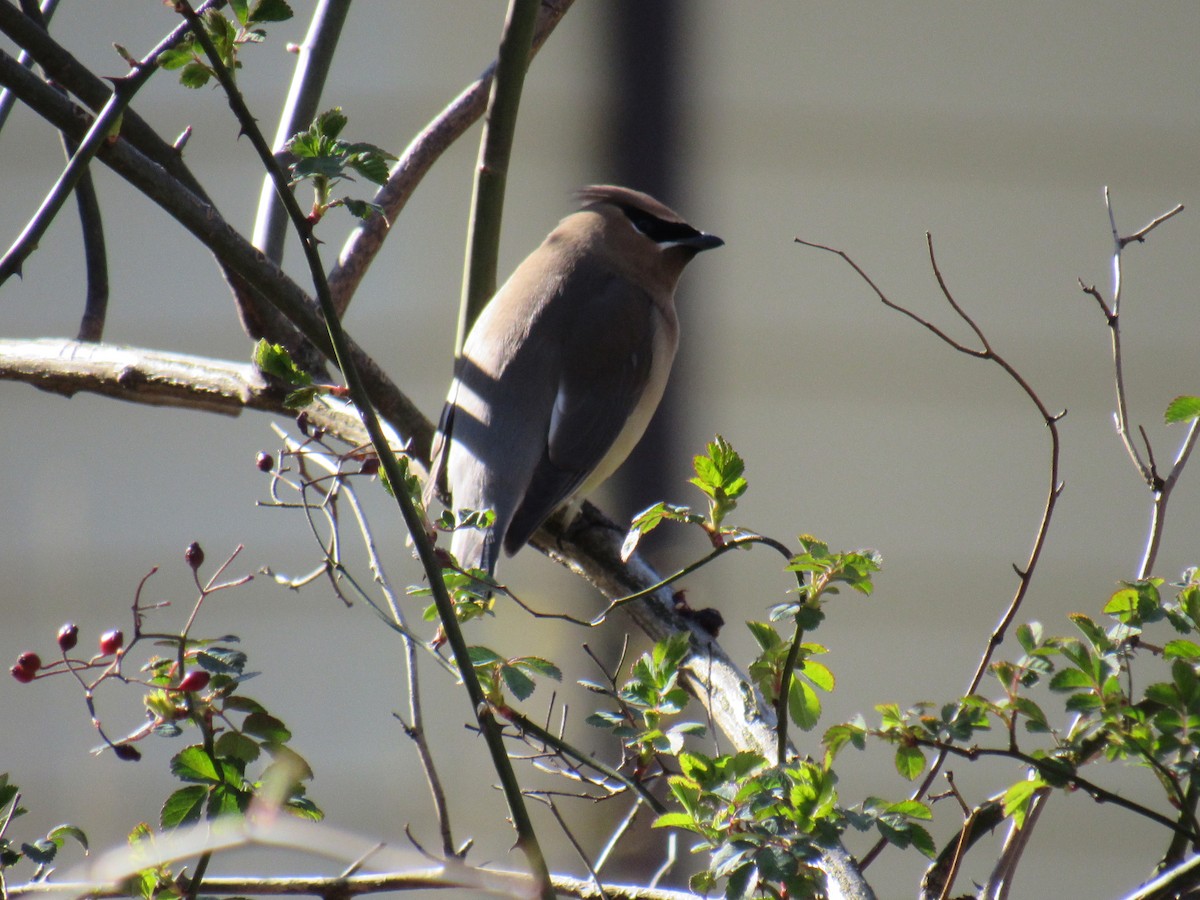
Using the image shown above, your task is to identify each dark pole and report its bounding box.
[603,0,689,528]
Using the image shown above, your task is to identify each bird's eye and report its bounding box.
[620,204,703,245]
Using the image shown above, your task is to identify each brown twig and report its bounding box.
[798,234,1065,871]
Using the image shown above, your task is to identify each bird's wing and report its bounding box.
[502,277,655,555]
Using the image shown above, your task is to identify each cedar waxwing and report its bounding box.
[429,185,723,577]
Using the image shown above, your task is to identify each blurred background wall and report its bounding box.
[2,3,1199,896]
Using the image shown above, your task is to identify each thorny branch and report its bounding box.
[797,234,1065,876]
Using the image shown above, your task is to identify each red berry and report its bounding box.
[57,622,79,652]
[359,457,380,476]
[175,670,210,692]
[16,652,41,673]
[185,541,205,570]
[10,663,34,683]
[255,451,274,472]
[99,629,124,656]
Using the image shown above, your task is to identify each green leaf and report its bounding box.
[1049,668,1093,692]
[1003,778,1047,828]
[907,822,937,858]
[253,340,312,386]
[283,386,321,409]
[196,648,247,675]
[207,784,249,818]
[746,620,782,651]
[171,746,220,784]
[223,696,268,715]
[242,712,291,743]
[344,145,395,185]
[46,823,88,854]
[1016,621,1044,653]
[157,43,198,71]
[515,656,562,680]
[229,0,250,25]
[468,646,504,666]
[1069,613,1110,650]
[285,795,324,821]
[20,839,56,866]
[500,664,535,701]
[340,198,385,221]
[161,786,207,829]
[215,731,261,763]
[178,61,213,89]
[894,745,926,780]
[248,0,293,23]
[886,799,932,820]
[652,811,698,831]
[788,680,822,731]
[801,658,835,692]
[1165,639,1200,660]
[823,721,866,759]
[1165,396,1200,424]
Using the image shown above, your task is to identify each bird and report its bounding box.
[428,185,723,579]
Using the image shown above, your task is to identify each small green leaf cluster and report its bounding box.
[584,633,706,760]
[0,774,88,879]
[138,633,320,828]
[840,571,1200,850]
[747,622,833,732]
[776,539,880,623]
[157,1,293,89]
[623,435,748,559]
[285,108,396,223]
[468,647,561,707]
[658,752,841,899]
[690,435,748,531]
[124,822,176,900]
[253,339,319,409]
[158,695,320,828]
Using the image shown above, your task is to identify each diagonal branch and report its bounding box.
[326,0,575,315]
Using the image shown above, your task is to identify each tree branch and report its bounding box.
[326,0,575,315]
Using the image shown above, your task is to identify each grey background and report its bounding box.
[2,3,1199,897]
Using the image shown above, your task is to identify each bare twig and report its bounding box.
[251,0,350,265]
[0,4,213,283]
[798,235,1065,875]
[326,0,576,315]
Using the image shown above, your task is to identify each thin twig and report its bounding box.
[251,0,350,264]
[0,5,212,283]
[799,235,1065,873]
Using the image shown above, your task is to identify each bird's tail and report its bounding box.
[451,524,500,581]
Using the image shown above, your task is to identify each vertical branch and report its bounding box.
[7,0,108,338]
[251,0,349,265]
[63,129,109,341]
[172,5,555,894]
[453,0,540,354]
[1080,194,1186,578]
